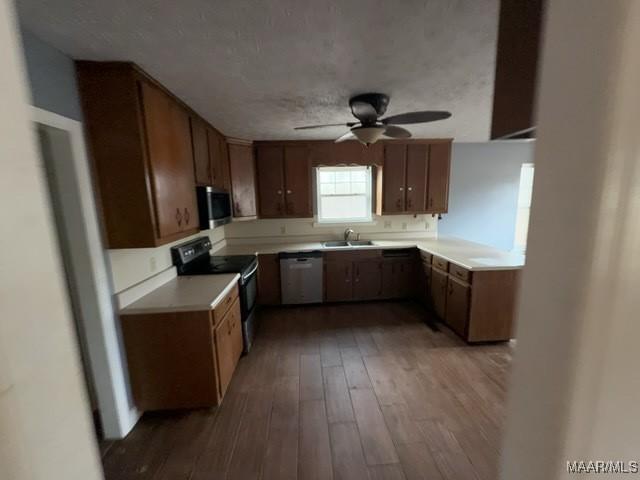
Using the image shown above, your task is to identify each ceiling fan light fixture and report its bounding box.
[351,125,386,145]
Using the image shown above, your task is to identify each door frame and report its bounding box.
[31,106,139,438]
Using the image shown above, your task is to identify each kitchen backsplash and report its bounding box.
[224,214,438,244]
[108,227,226,293]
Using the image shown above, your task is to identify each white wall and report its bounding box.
[438,140,535,251]
[0,1,102,477]
[501,1,640,478]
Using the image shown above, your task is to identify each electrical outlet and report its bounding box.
[280,225,286,235]
[150,256,157,272]
[402,222,407,230]
[425,221,430,230]
[384,221,392,229]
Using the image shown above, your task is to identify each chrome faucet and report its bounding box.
[344,228,355,241]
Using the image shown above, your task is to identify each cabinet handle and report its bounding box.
[184,208,190,225]
[399,187,404,191]
[407,187,413,191]
[175,208,182,226]
[286,189,292,195]
[277,190,283,195]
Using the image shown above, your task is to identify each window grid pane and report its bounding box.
[317,166,372,222]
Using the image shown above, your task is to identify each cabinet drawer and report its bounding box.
[449,264,472,283]
[213,284,239,326]
[432,256,448,272]
[324,249,382,261]
[419,250,432,264]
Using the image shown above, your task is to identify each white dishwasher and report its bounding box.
[279,251,323,304]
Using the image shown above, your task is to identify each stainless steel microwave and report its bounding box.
[196,186,232,229]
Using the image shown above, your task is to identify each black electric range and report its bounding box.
[171,237,258,353]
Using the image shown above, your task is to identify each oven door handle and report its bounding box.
[242,263,259,282]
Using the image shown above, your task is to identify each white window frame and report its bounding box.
[315,166,373,224]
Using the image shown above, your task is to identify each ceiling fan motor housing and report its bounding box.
[349,93,389,123]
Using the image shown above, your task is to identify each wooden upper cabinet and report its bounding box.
[382,144,407,213]
[228,142,257,218]
[207,127,229,190]
[140,81,198,237]
[77,61,208,247]
[405,144,429,212]
[256,145,285,217]
[283,145,311,217]
[190,116,211,185]
[427,142,451,213]
[255,144,312,218]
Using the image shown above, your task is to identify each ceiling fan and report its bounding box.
[294,93,451,146]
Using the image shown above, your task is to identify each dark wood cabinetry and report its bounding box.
[427,142,451,213]
[207,127,230,190]
[382,141,451,215]
[77,62,199,248]
[255,144,312,218]
[445,276,471,337]
[257,253,281,305]
[325,259,354,302]
[190,116,211,185]
[120,286,242,411]
[430,265,449,319]
[352,260,383,300]
[227,141,257,218]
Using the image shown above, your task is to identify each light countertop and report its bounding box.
[120,273,240,315]
[215,236,525,271]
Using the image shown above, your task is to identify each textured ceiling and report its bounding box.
[17,0,499,141]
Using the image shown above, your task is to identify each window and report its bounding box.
[513,163,535,253]
[316,166,372,223]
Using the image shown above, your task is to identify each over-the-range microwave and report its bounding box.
[196,186,232,229]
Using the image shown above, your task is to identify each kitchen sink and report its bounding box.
[322,240,375,247]
[323,241,350,247]
[348,240,374,246]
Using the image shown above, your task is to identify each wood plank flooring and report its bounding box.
[101,301,512,480]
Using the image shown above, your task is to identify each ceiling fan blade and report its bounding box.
[382,111,452,125]
[383,125,412,139]
[335,131,356,143]
[350,101,379,124]
[294,122,356,130]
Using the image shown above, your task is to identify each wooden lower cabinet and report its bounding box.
[430,263,521,343]
[430,267,449,319]
[325,259,354,302]
[120,287,242,411]
[213,297,243,398]
[257,254,281,305]
[445,276,471,337]
[353,260,383,300]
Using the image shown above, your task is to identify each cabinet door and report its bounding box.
[427,142,451,213]
[207,127,229,190]
[325,260,353,302]
[406,144,428,212]
[284,145,311,217]
[445,276,470,338]
[228,143,257,217]
[257,253,281,305]
[396,259,415,298]
[190,116,211,185]
[383,144,407,213]
[422,260,432,307]
[381,260,397,298]
[170,103,199,232]
[141,81,196,238]
[256,146,285,217]
[353,261,382,300]
[430,267,448,319]
[214,303,241,398]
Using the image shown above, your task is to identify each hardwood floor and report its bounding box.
[101,301,512,480]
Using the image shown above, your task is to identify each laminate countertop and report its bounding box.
[120,273,240,315]
[214,236,525,271]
